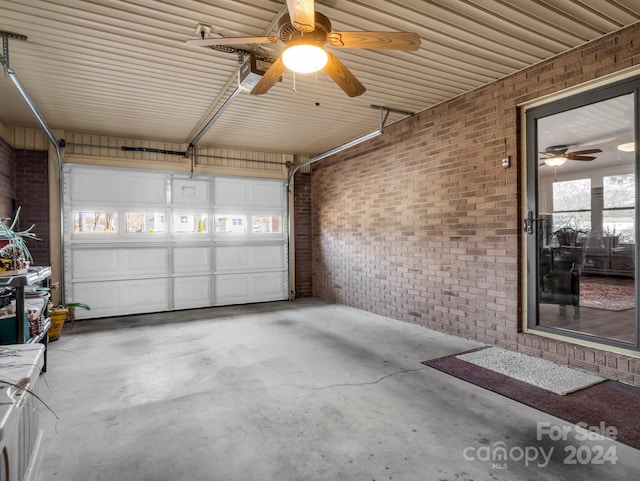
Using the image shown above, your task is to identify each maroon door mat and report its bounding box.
[422,351,640,450]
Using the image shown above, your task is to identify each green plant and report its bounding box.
[0,207,40,271]
[49,302,91,335]
[50,302,91,311]
[552,225,588,246]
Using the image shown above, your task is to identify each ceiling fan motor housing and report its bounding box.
[278,12,332,45]
[545,145,570,155]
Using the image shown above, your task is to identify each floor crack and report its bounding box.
[295,366,429,392]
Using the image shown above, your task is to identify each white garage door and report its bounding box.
[62,165,288,319]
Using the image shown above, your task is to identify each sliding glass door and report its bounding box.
[526,77,639,349]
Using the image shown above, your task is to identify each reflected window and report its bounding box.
[604,174,635,242]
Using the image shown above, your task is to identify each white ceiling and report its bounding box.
[1,0,639,157]
[537,93,636,175]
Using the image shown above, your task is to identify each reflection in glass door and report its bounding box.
[527,83,638,348]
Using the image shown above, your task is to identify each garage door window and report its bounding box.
[252,215,282,233]
[73,211,117,233]
[173,214,208,233]
[126,213,166,233]
[215,215,247,233]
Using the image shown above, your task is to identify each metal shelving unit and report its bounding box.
[0,266,52,371]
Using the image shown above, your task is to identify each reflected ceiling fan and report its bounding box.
[539,145,602,167]
[185,0,421,97]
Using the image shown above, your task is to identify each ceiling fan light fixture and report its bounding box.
[544,155,568,167]
[282,44,328,74]
[617,142,636,152]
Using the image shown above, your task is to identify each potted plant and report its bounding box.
[0,207,39,274]
[602,226,620,251]
[48,302,91,341]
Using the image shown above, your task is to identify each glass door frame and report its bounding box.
[525,76,640,351]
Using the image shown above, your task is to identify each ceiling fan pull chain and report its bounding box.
[315,72,320,106]
[292,71,296,92]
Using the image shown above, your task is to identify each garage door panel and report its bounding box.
[71,278,169,319]
[215,246,248,271]
[215,273,286,304]
[72,249,120,278]
[253,272,286,297]
[216,244,284,272]
[71,282,119,314]
[68,168,166,204]
[174,276,211,308]
[214,178,283,208]
[214,179,247,206]
[173,179,210,205]
[72,248,168,279]
[215,275,249,303]
[251,183,283,207]
[251,245,285,269]
[124,248,168,275]
[65,166,288,318]
[173,246,211,273]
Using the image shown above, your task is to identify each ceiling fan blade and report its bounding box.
[323,52,366,97]
[568,148,602,155]
[286,0,315,33]
[250,56,287,95]
[327,31,421,51]
[186,37,278,47]
[567,156,596,161]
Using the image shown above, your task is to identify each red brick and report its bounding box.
[306,22,640,386]
[0,141,49,266]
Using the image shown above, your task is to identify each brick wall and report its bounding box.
[293,172,312,297]
[310,22,640,384]
[14,150,50,266]
[0,137,16,219]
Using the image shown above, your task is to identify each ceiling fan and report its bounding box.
[539,145,602,167]
[185,0,421,97]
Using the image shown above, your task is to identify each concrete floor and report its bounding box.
[35,298,639,481]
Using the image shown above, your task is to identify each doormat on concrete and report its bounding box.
[456,347,605,395]
[580,282,635,311]
[422,350,640,450]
